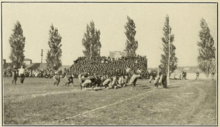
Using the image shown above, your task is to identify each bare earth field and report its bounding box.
[3,77,217,125]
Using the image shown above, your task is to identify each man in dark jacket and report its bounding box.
[11,67,18,85]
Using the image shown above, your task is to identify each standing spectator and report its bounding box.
[211,72,215,80]
[19,66,25,83]
[11,66,18,85]
[195,71,199,80]
[182,71,187,80]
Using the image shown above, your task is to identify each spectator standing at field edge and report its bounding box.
[19,66,25,83]
[11,66,18,85]
[195,71,199,80]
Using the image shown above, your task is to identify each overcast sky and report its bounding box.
[2,2,217,68]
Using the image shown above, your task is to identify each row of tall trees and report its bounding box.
[82,16,178,74]
[8,16,216,75]
[9,22,63,70]
[82,16,138,58]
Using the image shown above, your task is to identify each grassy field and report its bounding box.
[3,77,217,125]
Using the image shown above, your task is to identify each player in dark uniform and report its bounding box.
[148,70,158,84]
[65,75,74,86]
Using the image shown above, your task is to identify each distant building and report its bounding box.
[109,51,127,59]
[24,58,32,65]
[26,63,47,70]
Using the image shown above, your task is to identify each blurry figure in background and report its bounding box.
[195,71,199,80]
[148,70,158,84]
[118,75,126,87]
[11,66,18,85]
[108,75,118,89]
[126,68,141,90]
[78,72,89,90]
[102,76,112,89]
[182,71,187,80]
[19,66,25,83]
[65,75,74,86]
[81,75,92,90]
[153,65,167,88]
[90,73,102,88]
[53,70,61,86]
[211,72,215,80]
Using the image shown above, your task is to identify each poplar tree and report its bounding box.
[197,18,216,76]
[46,25,62,70]
[125,16,138,57]
[160,15,178,74]
[82,21,101,59]
[9,21,26,68]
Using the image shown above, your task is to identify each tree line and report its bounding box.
[8,15,216,76]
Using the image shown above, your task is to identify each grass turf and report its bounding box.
[3,77,217,125]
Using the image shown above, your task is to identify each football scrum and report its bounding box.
[52,66,168,91]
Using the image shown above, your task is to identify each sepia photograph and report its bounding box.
[1,1,218,126]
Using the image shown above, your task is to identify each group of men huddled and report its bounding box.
[52,64,168,91]
[64,55,151,90]
[48,55,170,90]
[77,67,143,90]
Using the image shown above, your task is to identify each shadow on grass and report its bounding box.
[94,89,104,91]
[166,85,180,89]
[138,85,151,89]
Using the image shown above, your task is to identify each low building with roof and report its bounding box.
[24,58,32,65]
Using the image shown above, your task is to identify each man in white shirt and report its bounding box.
[19,66,25,83]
